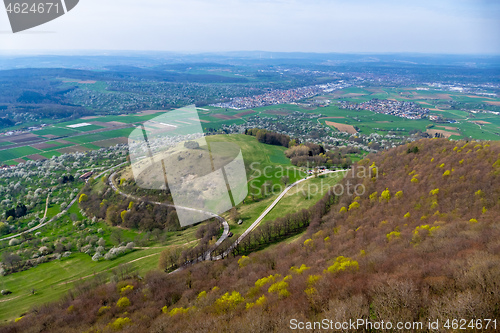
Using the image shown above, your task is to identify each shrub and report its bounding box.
[98,306,111,315]
[246,295,266,309]
[238,255,250,268]
[215,291,244,312]
[120,285,134,295]
[290,264,310,274]
[386,231,401,241]
[380,188,391,202]
[429,188,440,196]
[325,256,359,274]
[348,201,360,210]
[116,296,131,308]
[78,194,88,203]
[8,238,20,246]
[109,317,131,330]
[197,291,207,299]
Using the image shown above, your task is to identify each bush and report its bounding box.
[116,296,131,308]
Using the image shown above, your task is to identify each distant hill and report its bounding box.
[2,138,499,333]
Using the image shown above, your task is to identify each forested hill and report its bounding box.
[2,138,499,333]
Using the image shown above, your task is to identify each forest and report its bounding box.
[2,138,498,332]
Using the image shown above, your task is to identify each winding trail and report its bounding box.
[0,162,128,242]
[108,172,230,261]
[216,169,346,259]
[110,168,347,262]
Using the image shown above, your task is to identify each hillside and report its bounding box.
[2,138,499,333]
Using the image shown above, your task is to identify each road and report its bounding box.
[216,169,347,259]
[108,172,230,261]
[110,168,346,262]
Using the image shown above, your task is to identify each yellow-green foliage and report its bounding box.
[439,163,445,168]
[411,176,419,183]
[339,206,347,213]
[475,190,483,197]
[404,212,411,218]
[246,295,267,309]
[304,286,317,297]
[215,291,244,311]
[413,224,440,236]
[162,305,168,314]
[395,191,403,199]
[307,275,322,286]
[482,206,487,214]
[238,255,250,268]
[120,210,127,222]
[431,158,435,162]
[348,201,360,210]
[303,238,313,247]
[197,291,207,299]
[443,170,451,176]
[325,256,359,274]
[268,281,290,298]
[98,306,111,315]
[429,188,439,196]
[360,249,366,256]
[212,286,219,292]
[380,188,391,202]
[66,305,75,313]
[128,201,134,210]
[386,231,401,241]
[116,296,131,308]
[120,285,134,295]
[469,218,478,223]
[78,193,88,203]
[324,236,330,242]
[431,200,438,209]
[408,170,416,176]
[14,317,23,323]
[290,264,310,274]
[169,307,193,316]
[369,191,378,201]
[459,159,464,164]
[255,274,281,288]
[109,317,132,330]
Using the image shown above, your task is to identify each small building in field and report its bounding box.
[79,171,93,181]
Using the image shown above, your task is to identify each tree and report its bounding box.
[110,229,124,245]
[281,176,290,187]
[229,207,240,222]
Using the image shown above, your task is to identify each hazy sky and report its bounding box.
[0,0,499,54]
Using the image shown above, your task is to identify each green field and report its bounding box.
[32,127,78,137]
[0,146,42,162]
[0,250,164,322]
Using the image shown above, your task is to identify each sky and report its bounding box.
[0,0,499,54]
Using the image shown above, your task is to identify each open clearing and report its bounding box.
[426,129,460,138]
[325,121,357,134]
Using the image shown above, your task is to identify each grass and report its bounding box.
[0,146,42,162]
[262,172,345,223]
[0,249,164,322]
[32,127,78,137]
